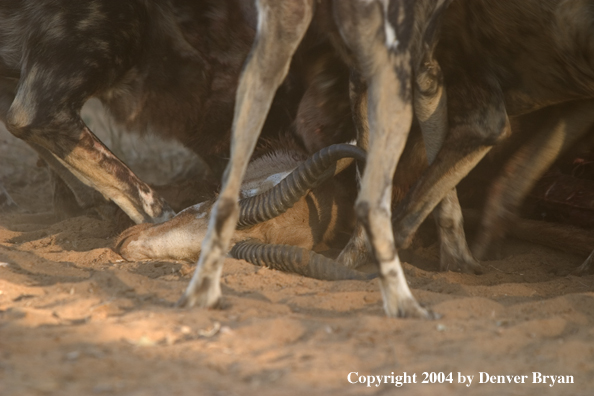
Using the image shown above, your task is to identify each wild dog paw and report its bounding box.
[337,225,373,269]
[337,243,373,269]
[382,295,440,320]
[176,274,222,309]
[440,253,484,275]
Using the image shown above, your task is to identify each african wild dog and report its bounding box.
[392,0,594,274]
[0,0,346,224]
[2,0,442,317]
[176,0,594,318]
[175,0,455,319]
[334,0,481,277]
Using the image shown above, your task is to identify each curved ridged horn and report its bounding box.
[230,239,376,281]
[237,143,366,229]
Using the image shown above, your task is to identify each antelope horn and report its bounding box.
[237,143,366,229]
[230,239,376,281]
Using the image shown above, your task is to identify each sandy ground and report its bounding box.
[1,104,594,396]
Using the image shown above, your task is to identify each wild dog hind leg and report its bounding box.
[337,70,373,269]
[334,0,434,318]
[394,73,510,253]
[473,100,594,260]
[413,8,480,274]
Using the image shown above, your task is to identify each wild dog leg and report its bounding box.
[2,3,174,225]
[178,0,314,308]
[3,80,95,216]
[394,75,510,251]
[337,70,372,269]
[473,100,594,259]
[335,0,433,318]
[413,22,480,274]
[6,105,174,224]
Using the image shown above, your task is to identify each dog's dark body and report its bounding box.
[0,0,349,224]
[176,0,455,319]
[175,0,594,318]
[1,0,438,318]
[2,0,183,224]
[8,0,590,319]
[393,0,594,263]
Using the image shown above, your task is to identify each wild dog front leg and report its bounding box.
[473,100,594,260]
[2,7,175,225]
[394,77,510,251]
[335,0,433,318]
[414,41,480,274]
[177,0,314,309]
[2,82,101,218]
[337,70,373,269]
[6,105,174,224]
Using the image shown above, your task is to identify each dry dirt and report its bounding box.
[1,104,593,396]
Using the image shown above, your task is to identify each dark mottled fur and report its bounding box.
[178,0,450,319]
[394,0,594,270]
[0,0,319,224]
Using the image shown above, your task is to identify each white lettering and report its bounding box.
[458,372,474,387]
[549,375,556,387]
[348,372,358,384]
[466,374,474,387]
[479,372,489,383]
